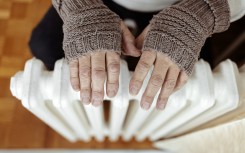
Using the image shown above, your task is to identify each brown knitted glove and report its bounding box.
[52,0,122,62]
[142,0,230,76]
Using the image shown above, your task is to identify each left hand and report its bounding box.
[129,26,189,110]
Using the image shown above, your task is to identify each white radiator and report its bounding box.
[10,58,245,144]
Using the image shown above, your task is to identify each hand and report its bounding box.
[69,22,141,107]
[129,26,189,110]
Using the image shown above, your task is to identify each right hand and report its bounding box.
[69,22,141,107]
[129,26,189,110]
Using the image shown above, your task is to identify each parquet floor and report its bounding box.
[0,0,153,149]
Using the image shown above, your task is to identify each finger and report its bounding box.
[106,52,120,98]
[140,54,169,110]
[121,22,141,57]
[135,25,150,49]
[91,51,106,107]
[157,65,180,110]
[173,71,189,93]
[69,59,80,91]
[129,51,156,96]
[79,55,91,105]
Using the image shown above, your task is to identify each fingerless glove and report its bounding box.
[142,0,230,76]
[52,0,122,62]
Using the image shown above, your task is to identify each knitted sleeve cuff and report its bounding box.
[52,0,122,62]
[204,0,231,33]
[142,0,230,76]
[52,0,103,21]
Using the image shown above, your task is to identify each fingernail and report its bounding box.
[157,103,166,110]
[80,91,90,104]
[73,86,80,91]
[130,86,138,95]
[107,90,116,97]
[92,92,102,99]
[141,102,150,110]
[92,99,101,107]
[82,97,90,105]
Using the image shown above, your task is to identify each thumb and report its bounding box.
[120,22,141,57]
[136,25,150,49]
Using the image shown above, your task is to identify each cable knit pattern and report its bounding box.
[142,0,230,76]
[52,0,122,62]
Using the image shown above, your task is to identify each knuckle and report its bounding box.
[80,87,90,92]
[151,75,164,87]
[143,51,155,58]
[70,75,78,81]
[171,66,180,73]
[108,62,120,73]
[70,71,78,78]
[80,89,90,94]
[92,84,104,93]
[69,61,78,68]
[161,54,174,65]
[143,95,154,102]
[93,67,106,78]
[79,66,91,77]
[107,82,118,86]
[161,63,170,69]
[92,90,103,98]
[163,59,172,66]
[131,79,142,87]
[70,67,78,72]
[108,75,119,83]
[158,96,168,103]
[69,66,78,75]
[138,60,151,71]
[164,79,176,90]
[166,59,174,66]
[109,52,120,58]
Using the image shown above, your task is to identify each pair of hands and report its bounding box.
[69,21,188,110]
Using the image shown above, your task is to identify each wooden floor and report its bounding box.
[0,0,153,149]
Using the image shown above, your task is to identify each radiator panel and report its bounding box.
[10,58,245,144]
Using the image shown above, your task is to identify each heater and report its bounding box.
[10,58,245,146]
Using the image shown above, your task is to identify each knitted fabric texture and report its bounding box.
[52,0,122,62]
[142,0,230,76]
